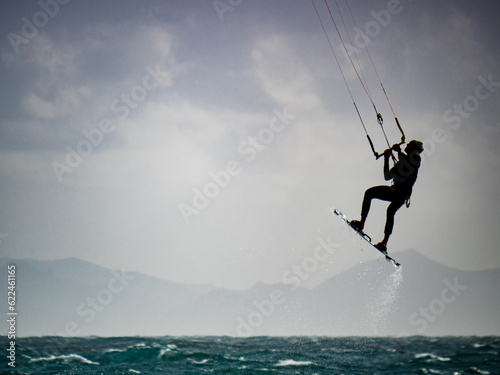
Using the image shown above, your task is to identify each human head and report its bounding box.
[406,140,424,154]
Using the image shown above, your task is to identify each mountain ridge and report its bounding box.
[0,251,498,337]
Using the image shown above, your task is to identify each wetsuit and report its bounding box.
[361,150,421,235]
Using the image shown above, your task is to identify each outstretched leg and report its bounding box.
[351,186,393,232]
[360,186,394,222]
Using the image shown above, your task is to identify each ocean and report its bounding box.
[1,336,498,374]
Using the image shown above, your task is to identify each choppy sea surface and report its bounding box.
[2,336,498,374]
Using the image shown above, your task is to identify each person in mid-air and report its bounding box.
[349,140,424,253]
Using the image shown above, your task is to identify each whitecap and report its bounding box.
[468,367,490,375]
[30,353,99,365]
[420,369,443,374]
[158,344,180,359]
[158,348,169,358]
[189,358,211,365]
[275,359,313,367]
[415,353,451,362]
[104,348,126,353]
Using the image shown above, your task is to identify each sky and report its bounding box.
[0,0,499,291]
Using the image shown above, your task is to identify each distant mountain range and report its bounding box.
[1,250,499,337]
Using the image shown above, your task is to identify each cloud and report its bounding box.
[396,4,492,104]
[0,21,183,153]
[1,0,499,290]
[21,87,91,119]
[251,34,321,112]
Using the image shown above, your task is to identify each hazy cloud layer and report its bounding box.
[0,0,499,289]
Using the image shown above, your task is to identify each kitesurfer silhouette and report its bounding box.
[349,140,424,253]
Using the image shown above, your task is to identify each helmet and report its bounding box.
[407,140,424,154]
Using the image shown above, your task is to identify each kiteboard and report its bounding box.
[331,208,401,267]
